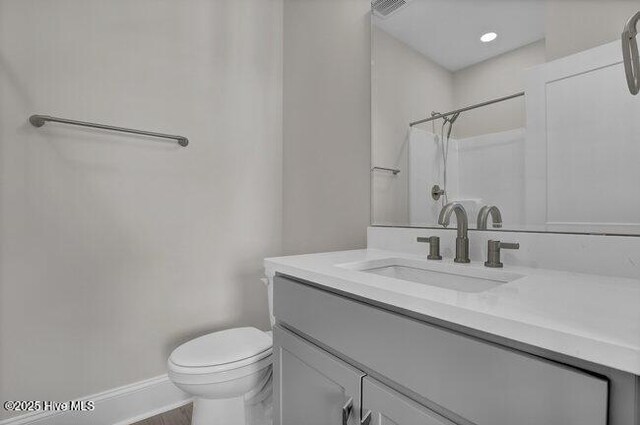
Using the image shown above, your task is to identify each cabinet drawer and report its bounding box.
[363,377,456,425]
[274,275,609,425]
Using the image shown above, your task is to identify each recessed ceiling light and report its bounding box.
[480,32,497,43]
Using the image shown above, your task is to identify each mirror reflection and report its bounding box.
[371,0,640,235]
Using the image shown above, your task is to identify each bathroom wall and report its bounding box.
[545,0,640,61]
[372,26,454,225]
[452,40,546,138]
[0,0,282,419]
[282,0,371,255]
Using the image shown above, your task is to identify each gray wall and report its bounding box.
[282,0,371,254]
[0,0,282,418]
[453,40,546,138]
[545,0,640,61]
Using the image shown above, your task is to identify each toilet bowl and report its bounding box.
[168,327,273,425]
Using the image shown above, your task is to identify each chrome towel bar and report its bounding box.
[29,115,189,147]
[372,166,400,175]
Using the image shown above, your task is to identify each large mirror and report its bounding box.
[371,0,640,235]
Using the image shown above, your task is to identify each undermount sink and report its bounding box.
[340,257,524,293]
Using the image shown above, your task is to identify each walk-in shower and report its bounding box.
[410,92,525,207]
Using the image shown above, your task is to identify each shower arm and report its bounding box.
[622,11,640,95]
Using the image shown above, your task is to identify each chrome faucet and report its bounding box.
[485,240,520,268]
[417,236,442,260]
[438,202,470,263]
[477,205,503,230]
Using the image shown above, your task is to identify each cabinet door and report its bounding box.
[362,377,457,425]
[273,326,365,425]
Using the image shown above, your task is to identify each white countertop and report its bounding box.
[265,249,640,375]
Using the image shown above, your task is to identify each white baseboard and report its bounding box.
[0,375,192,425]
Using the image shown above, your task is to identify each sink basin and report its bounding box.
[340,258,523,293]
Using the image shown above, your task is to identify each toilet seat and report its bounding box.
[170,327,272,368]
[168,327,273,386]
[169,352,272,385]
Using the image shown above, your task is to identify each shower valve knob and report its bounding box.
[431,184,445,201]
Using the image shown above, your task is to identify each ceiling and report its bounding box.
[373,0,546,71]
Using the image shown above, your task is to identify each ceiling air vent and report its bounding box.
[372,0,413,18]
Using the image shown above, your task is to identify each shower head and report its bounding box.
[622,11,640,95]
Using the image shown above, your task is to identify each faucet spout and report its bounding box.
[438,202,468,238]
[438,202,471,263]
[477,205,503,230]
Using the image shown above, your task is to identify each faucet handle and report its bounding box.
[417,236,442,260]
[485,240,519,268]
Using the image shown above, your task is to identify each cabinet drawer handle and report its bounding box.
[360,410,372,425]
[342,397,353,425]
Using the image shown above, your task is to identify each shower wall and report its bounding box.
[0,0,283,419]
[408,128,525,227]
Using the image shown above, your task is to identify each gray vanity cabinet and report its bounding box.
[274,325,455,425]
[273,326,365,425]
[362,378,456,425]
[272,275,622,425]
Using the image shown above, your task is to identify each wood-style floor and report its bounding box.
[132,403,192,425]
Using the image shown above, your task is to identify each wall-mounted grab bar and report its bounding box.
[29,115,189,147]
[372,166,400,175]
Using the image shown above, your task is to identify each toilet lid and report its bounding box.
[169,327,272,368]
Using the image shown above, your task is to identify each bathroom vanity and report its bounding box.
[265,231,640,425]
[266,3,640,424]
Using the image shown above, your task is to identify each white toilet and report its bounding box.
[168,279,275,425]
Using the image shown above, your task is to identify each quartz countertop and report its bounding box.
[265,249,640,375]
